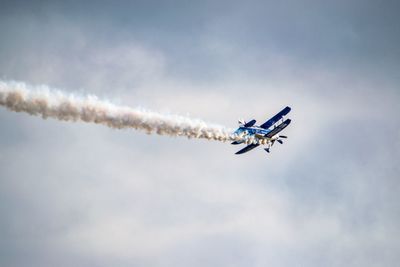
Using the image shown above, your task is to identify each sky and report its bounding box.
[0,1,399,266]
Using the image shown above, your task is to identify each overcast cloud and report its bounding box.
[0,1,399,266]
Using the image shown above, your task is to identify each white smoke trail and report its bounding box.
[0,80,239,142]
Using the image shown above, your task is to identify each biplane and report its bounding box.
[232,106,291,154]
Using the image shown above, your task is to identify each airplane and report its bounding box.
[232,106,291,155]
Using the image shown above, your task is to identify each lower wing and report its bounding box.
[235,144,259,154]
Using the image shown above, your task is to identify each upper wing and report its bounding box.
[264,119,291,138]
[235,144,259,154]
[260,106,291,129]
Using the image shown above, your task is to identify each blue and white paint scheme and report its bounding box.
[232,106,291,154]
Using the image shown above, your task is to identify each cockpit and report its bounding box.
[234,127,249,136]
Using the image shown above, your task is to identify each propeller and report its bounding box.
[263,135,288,153]
[271,135,287,147]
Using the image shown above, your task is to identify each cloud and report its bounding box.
[0,1,400,267]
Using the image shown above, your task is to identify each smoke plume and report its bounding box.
[0,80,237,142]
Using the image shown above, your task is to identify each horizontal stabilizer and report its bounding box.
[244,119,256,127]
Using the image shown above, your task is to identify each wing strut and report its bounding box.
[264,119,291,138]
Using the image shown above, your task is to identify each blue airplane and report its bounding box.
[232,106,291,154]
